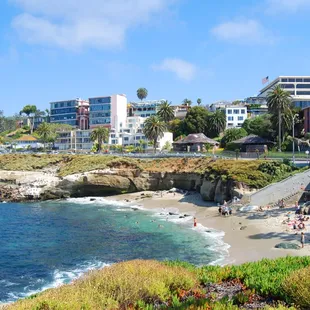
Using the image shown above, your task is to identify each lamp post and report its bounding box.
[292,114,299,165]
[306,150,310,167]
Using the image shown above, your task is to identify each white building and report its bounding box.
[259,76,310,109]
[128,100,164,118]
[89,94,127,131]
[225,106,247,129]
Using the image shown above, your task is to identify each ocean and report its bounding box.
[0,198,229,304]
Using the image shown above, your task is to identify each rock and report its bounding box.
[275,242,300,250]
[179,216,185,219]
[184,214,191,217]
[169,212,178,216]
[90,198,96,201]
[131,207,138,211]
[240,226,247,230]
[205,230,212,233]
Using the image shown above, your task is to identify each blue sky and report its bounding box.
[1,0,310,115]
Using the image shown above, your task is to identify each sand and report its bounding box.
[106,191,310,265]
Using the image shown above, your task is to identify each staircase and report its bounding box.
[248,169,310,206]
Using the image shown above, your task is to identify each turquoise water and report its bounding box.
[0,198,228,303]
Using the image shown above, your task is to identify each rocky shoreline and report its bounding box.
[0,168,251,204]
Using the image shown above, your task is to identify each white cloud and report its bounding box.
[266,0,310,13]
[152,58,197,81]
[211,19,273,44]
[9,0,176,50]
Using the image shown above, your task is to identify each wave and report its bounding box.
[1,260,110,304]
[143,207,230,266]
[64,197,145,210]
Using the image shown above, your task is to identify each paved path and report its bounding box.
[249,169,310,206]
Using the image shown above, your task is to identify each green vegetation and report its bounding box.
[0,155,302,189]
[90,127,110,152]
[143,115,166,153]
[157,100,175,123]
[137,87,148,101]
[6,257,310,310]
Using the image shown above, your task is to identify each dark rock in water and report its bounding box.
[275,243,300,250]
[179,216,185,219]
[125,199,130,202]
[169,212,178,216]
[131,207,138,211]
[160,213,166,215]
[240,226,247,230]
[184,214,191,217]
[90,198,96,201]
[205,230,212,233]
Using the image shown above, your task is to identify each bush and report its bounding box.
[282,266,310,308]
[8,260,198,310]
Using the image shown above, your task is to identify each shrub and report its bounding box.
[282,265,310,308]
[7,260,198,310]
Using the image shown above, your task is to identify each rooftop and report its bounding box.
[232,134,274,145]
[15,135,38,142]
[173,133,218,145]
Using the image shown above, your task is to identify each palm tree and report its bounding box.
[157,100,175,122]
[36,122,52,150]
[267,85,292,151]
[139,139,147,153]
[208,110,226,136]
[137,88,148,101]
[182,98,192,107]
[197,98,202,105]
[45,109,50,123]
[90,127,109,152]
[143,115,166,153]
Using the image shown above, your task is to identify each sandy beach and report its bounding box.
[106,190,310,265]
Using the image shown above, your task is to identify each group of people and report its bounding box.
[218,201,232,216]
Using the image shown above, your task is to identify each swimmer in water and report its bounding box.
[135,221,139,224]
[158,224,164,228]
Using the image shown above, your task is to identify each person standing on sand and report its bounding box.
[301,232,305,248]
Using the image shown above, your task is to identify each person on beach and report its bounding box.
[194,217,197,227]
[301,232,305,248]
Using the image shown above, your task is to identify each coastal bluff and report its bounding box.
[0,154,297,203]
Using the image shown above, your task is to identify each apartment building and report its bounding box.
[225,106,247,129]
[128,100,164,117]
[50,98,89,128]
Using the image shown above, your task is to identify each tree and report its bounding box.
[168,118,184,140]
[207,110,226,137]
[20,105,37,134]
[90,127,109,152]
[137,88,148,101]
[221,128,248,147]
[197,98,202,105]
[45,109,50,123]
[267,85,292,151]
[182,106,208,135]
[157,100,175,123]
[143,115,166,153]
[242,114,275,140]
[36,122,52,150]
[182,98,192,107]
[138,139,147,153]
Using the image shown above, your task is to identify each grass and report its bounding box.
[0,154,303,189]
[5,257,310,310]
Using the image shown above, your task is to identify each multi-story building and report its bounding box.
[89,95,127,132]
[258,76,310,109]
[244,97,268,118]
[209,100,233,112]
[225,106,248,129]
[128,100,164,118]
[172,105,190,119]
[50,98,89,128]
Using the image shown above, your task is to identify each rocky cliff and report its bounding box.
[0,168,246,203]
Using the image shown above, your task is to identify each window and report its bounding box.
[241,109,245,114]
[111,134,115,138]
[227,109,232,114]
[296,78,302,82]
[296,84,310,89]
[228,116,234,121]
[233,109,239,114]
[281,84,295,89]
[281,78,288,82]
[124,137,129,141]
[238,116,243,121]
[227,123,233,126]
[237,123,243,127]
[304,79,310,82]
[288,78,295,82]
[297,91,310,95]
